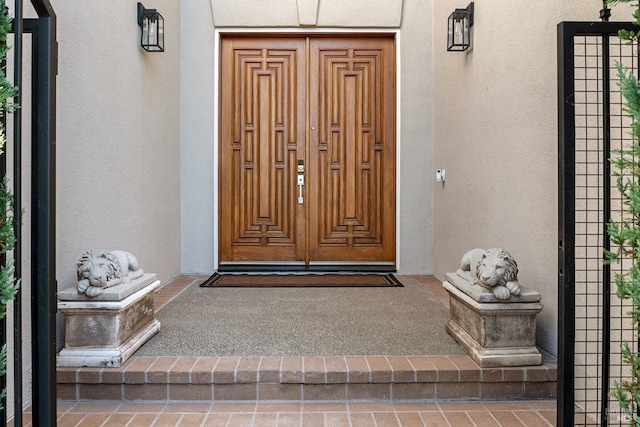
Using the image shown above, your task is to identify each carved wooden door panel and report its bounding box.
[220,37,307,263]
[220,36,395,267]
[308,38,396,264]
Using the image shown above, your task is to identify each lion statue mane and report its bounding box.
[460,248,521,300]
[76,250,144,297]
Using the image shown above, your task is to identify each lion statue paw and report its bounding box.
[76,250,144,297]
[460,248,520,300]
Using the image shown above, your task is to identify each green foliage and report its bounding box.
[0,0,18,413]
[606,2,640,424]
[613,342,640,427]
[0,1,16,124]
[607,64,640,427]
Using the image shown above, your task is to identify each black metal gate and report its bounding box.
[0,1,57,426]
[559,21,640,426]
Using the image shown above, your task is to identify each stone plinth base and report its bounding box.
[443,272,543,368]
[57,274,161,368]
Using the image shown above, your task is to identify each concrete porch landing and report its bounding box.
[54,275,557,426]
[57,275,556,405]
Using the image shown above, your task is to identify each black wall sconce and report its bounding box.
[447,2,474,52]
[137,2,164,52]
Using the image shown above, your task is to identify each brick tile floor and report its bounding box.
[44,400,556,426]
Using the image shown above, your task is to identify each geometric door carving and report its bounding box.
[309,37,396,263]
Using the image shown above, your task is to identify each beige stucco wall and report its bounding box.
[53,0,181,363]
[180,0,216,273]
[55,0,182,287]
[432,0,633,355]
[399,0,434,273]
[181,0,435,274]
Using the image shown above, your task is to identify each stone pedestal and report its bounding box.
[443,272,543,368]
[57,274,161,368]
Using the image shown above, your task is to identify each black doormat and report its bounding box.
[199,273,403,288]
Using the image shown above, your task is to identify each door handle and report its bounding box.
[297,174,304,204]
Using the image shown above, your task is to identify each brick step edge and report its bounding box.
[57,354,557,401]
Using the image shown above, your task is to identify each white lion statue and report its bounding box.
[76,250,144,297]
[460,248,521,300]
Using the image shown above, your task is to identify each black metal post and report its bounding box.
[601,2,611,22]
[558,21,577,427]
[12,1,23,424]
[28,6,56,425]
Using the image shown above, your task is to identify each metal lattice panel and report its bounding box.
[559,22,640,426]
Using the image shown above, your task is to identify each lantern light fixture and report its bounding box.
[137,2,164,52]
[447,2,474,52]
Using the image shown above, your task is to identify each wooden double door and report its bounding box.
[219,35,396,269]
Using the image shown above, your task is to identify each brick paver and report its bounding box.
[44,400,556,426]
